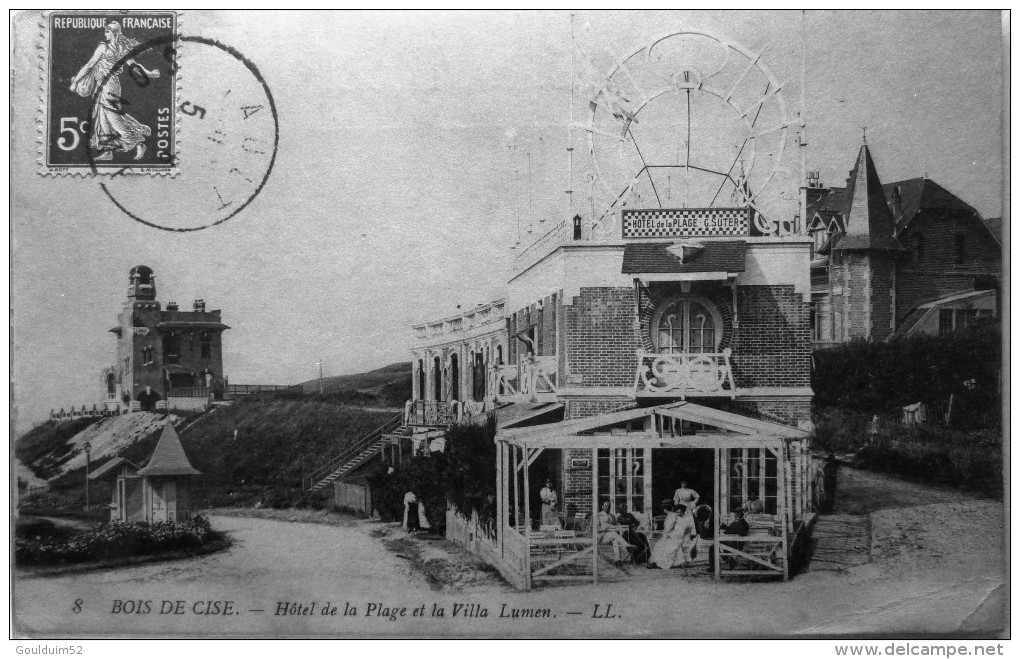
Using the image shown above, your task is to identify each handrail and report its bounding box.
[303,412,404,490]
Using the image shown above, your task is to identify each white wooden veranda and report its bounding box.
[493,401,814,590]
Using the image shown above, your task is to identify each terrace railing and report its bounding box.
[226,384,303,397]
[167,387,211,398]
[634,349,736,398]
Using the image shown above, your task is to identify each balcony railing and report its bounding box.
[168,387,210,398]
[405,400,459,427]
[634,349,735,398]
[494,355,557,402]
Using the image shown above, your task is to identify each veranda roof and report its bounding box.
[498,401,808,449]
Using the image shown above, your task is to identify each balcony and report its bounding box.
[494,355,558,403]
[634,349,735,398]
[405,400,458,427]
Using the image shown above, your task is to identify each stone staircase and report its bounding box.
[303,413,405,491]
[807,513,871,572]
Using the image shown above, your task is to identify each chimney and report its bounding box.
[891,185,902,218]
[573,214,582,240]
[807,171,820,188]
[166,301,179,312]
[193,299,205,312]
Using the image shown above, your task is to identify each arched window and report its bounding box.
[433,356,442,401]
[417,359,425,401]
[449,353,459,402]
[650,296,722,354]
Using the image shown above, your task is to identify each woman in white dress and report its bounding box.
[539,480,558,526]
[648,501,698,569]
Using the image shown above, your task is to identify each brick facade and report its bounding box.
[731,285,812,388]
[895,213,1001,323]
[869,254,896,340]
[563,287,641,388]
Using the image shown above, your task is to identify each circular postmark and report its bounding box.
[86,35,279,232]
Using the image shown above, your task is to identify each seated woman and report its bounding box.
[616,507,650,564]
[596,500,632,564]
[648,501,697,569]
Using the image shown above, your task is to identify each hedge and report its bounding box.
[812,324,1001,424]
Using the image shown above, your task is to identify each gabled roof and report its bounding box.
[832,144,904,252]
[883,178,999,246]
[882,177,977,225]
[138,423,201,477]
[622,241,747,274]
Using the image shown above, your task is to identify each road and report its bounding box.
[14,469,1005,637]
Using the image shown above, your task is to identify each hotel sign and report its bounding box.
[622,208,750,239]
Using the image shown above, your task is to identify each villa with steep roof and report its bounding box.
[807,144,1001,345]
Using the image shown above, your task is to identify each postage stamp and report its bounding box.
[39,10,179,175]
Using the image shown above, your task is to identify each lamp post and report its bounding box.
[83,441,92,510]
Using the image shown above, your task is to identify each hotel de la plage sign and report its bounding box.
[622,208,750,239]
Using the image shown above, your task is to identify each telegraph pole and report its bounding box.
[318,359,324,395]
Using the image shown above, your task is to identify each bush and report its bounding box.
[15,514,219,566]
[367,415,498,535]
[855,426,1002,496]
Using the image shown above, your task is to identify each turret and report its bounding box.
[128,265,156,301]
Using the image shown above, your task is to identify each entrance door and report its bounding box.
[651,448,714,513]
[164,481,177,521]
[151,481,169,522]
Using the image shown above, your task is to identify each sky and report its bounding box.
[11,10,1005,432]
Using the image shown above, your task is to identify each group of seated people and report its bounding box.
[537,477,763,572]
[588,480,758,571]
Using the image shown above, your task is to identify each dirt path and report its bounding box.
[13,467,1005,637]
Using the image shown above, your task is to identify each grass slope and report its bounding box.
[298,362,411,405]
[21,398,399,512]
[15,417,104,479]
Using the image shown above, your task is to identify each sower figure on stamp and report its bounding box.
[69,21,159,161]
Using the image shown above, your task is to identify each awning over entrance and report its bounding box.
[621,241,747,277]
